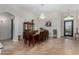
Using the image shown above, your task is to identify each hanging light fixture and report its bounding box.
[40,4,46,19]
[40,13,45,19]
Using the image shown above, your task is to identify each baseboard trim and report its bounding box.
[12,39,18,42]
[0,38,11,40]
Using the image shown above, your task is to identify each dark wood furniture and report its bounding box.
[23,20,34,38]
[23,20,34,31]
[23,20,49,46]
[23,20,35,46]
[37,30,49,43]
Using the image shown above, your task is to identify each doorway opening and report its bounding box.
[64,20,73,37]
[0,12,14,40]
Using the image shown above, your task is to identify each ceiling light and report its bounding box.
[40,13,45,19]
[40,4,45,19]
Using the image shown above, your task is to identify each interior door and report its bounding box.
[64,20,73,36]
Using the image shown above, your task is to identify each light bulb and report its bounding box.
[40,13,45,19]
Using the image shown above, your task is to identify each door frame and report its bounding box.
[64,20,73,37]
[11,19,13,39]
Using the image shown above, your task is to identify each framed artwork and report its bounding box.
[45,21,51,27]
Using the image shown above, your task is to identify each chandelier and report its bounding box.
[40,4,46,19]
[40,13,45,19]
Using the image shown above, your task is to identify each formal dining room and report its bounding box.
[0,4,79,55]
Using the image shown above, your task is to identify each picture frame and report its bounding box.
[45,21,51,27]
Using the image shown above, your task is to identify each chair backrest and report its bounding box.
[39,31,45,41]
[45,30,49,38]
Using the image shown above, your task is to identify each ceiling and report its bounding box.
[0,4,79,14]
[15,4,79,12]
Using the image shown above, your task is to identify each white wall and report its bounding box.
[34,10,79,38]
[13,6,79,39]
[33,12,61,38]
[0,5,20,41]
[61,10,77,37]
[0,5,79,41]
[0,5,35,41]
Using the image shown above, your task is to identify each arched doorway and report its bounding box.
[0,12,15,40]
